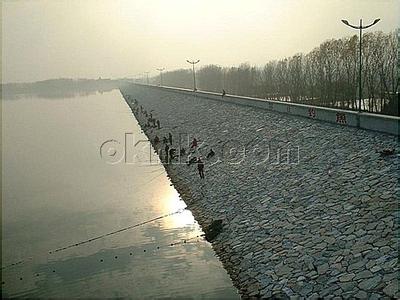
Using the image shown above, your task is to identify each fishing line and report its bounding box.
[49,208,186,253]
[1,208,186,270]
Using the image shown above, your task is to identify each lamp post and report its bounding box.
[156,68,165,86]
[186,59,200,91]
[144,72,150,85]
[341,18,380,112]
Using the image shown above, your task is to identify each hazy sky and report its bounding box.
[2,0,399,83]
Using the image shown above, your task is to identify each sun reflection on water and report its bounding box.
[158,183,202,234]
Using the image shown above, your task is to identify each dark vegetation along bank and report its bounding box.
[147,30,399,116]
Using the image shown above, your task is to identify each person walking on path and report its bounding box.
[197,157,205,179]
[168,133,173,145]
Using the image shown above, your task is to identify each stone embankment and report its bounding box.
[121,85,399,299]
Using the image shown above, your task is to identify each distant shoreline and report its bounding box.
[1,78,126,99]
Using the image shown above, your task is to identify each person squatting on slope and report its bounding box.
[207,148,215,159]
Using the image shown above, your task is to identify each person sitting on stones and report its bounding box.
[154,135,160,145]
[207,148,215,159]
[163,136,168,144]
[187,155,197,166]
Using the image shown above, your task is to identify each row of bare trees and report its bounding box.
[149,30,398,115]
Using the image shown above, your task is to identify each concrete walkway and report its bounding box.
[122,85,399,299]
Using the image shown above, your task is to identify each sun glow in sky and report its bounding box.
[2,0,399,82]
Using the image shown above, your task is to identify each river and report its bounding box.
[1,89,238,299]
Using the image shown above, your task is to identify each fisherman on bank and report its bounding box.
[207,148,215,159]
[197,157,205,179]
[164,144,170,163]
[191,138,198,149]
[168,132,173,145]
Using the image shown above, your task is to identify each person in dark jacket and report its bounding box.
[207,148,215,159]
[164,144,170,163]
[169,148,176,161]
[168,132,173,145]
[197,158,205,179]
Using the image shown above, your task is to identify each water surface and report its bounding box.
[1,89,238,299]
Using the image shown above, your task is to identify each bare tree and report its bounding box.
[151,30,398,115]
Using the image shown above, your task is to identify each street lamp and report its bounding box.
[186,59,200,91]
[156,68,165,86]
[341,18,380,112]
[144,71,150,85]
